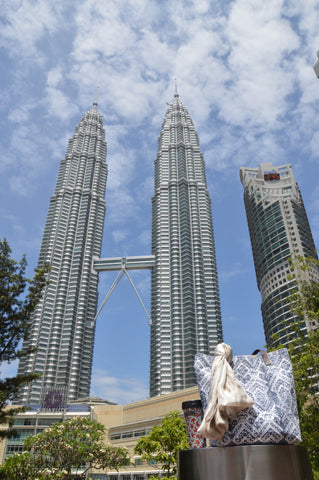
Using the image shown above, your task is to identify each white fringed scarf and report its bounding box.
[198,343,254,441]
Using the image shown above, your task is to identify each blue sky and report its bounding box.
[1,0,319,404]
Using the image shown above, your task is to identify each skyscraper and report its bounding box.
[16,102,107,405]
[150,91,223,396]
[240,162,318,349]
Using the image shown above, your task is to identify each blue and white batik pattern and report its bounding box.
[194,348,301,446]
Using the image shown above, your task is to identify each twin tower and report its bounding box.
[16,91,317,406]
[16,93,223,405]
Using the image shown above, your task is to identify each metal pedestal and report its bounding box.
[178,445,313,480]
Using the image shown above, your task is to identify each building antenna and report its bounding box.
[94,86,99,106]
[174,78,179,97]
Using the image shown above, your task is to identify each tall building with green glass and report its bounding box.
[150,91,223,396]
[240,162,318,349]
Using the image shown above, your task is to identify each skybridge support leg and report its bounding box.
[92,269,125,326]
[124,269,152,325]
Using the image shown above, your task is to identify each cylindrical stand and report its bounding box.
[178,445,313,480]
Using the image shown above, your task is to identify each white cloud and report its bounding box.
[91,369,148,404]
[137,29,175,76]
[45,87,79,121]
[47,67,63,88]
[4,124,51,195]
[73,1,137,62]
[287,1,319,52]
[8,106,31,124]
[191,0,211,15]
[221,0,299,128]
[69,1,171,126]
[204,126,286,174]
[0,1,65,61]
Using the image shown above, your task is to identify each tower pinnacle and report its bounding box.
[174,78,179,98]
[93,86,99,106]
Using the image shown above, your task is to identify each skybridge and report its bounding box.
[92,255,155,326]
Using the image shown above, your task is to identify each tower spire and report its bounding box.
[93,86,99,106]
[174,78,179,98]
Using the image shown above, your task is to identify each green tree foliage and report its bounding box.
[286,256,319,405]
[287,255,319,328]
[0,416,130,480]
[0,238,50,436]
[0,451,43,480]
[134,411,189,477]
[288,324,319,479]
[281,256,319,477]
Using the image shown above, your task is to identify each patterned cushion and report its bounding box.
[194,349,301,446]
